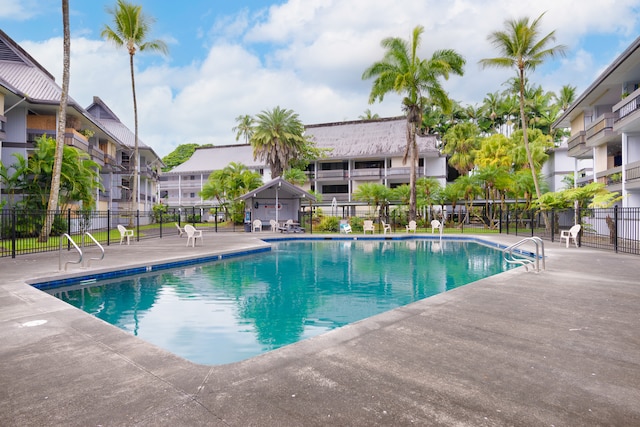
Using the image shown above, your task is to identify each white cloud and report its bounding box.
[17,0,640,157]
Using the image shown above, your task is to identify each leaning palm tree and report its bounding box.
[232,114,255,143]
[102,0,167,213]
[362,25,465,221]
[250,106,308,178]
[40,0,70,242]
[479,12,566,208]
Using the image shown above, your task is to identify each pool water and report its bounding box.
[48,239,512,365]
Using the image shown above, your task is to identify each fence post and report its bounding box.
[614,205,619,253]
[67,209,71,250]
[498,206,502,234]
[11,208,16,258]
[577,206,582,247]
[159,207,163,239]
[107,209,111,246]
[136,210,140,242]
[551,209,555,243]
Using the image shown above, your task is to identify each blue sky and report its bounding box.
[2,0,640,156]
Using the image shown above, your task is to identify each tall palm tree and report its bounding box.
[250,106,308,178]
[40,0,70,242]
[362,25,465,221]
[554,84,576,111]
[479,12,566,207]
[102,0,167,213]
[232,114,255,143]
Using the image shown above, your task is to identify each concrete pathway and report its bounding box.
[1,232,639,426]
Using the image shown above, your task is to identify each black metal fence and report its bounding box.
[2,206,639,258]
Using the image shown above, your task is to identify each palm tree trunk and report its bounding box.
[408,121,417,221]
[39,0,69,242]
[130,52,139,225]
[519,69,549,230]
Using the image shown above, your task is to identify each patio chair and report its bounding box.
[117,224,134,245]
[560,224,581,248]
[253,219,262,232]
[406,220,417,233]
[363,220,375,234]
[269,219,278,231]
[175,223,185,237]
[340,222,352,234]
[184,224,203,247]
[382,220,391,235]
[431,220,442,234]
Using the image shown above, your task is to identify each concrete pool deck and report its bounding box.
[1,232,639,426]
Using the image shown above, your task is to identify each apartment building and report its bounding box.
[0,30,162,213]
[159,117,446,208]
[554,36,640,207]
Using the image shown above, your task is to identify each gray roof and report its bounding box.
[86,96,149,150]
[166,144,262,174]
[305,117,440,158]
[238,176,316,202]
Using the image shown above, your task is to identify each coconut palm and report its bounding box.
[441,122,480,175]
[358,109,380,120]
[479,12,566,207]
[362,25,465,221]
[250,106,308,178]
[40,0,70,242]
[554,84,577,111]
[232,114,255,143]
[102,0,168,213]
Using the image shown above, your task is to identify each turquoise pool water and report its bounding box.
[48,239,513,365]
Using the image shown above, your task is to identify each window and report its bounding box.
[322,185,348,193]
[320,162,346,171]
[354,160,383,169]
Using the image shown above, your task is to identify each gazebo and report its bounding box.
[238,177,316,231]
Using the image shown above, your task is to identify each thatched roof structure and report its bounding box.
[305,116,440,159]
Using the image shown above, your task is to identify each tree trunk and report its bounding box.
[39,0,69,242]
[130,52,138,226]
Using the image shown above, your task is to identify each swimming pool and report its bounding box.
[46,239,514,365]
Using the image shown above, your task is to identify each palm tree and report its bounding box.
[102,0,168,213]
[250,106,308,178]
[554,84,576,111]
[358,109,380,120]
[233,114,255,143]
[40,0,70,242]
[479,12,566,208]
[362,25,465,221]
[441,122,480,175]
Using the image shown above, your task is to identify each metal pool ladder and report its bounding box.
[58,232,105,270]
[503,236,545,273]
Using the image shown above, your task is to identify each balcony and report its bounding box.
[64,129,89,151]
[567,131,589,158]
[596,166,623,191]
[585,113,616,148]
[613,88,640,133]
[317,170,347,179]
[351,168,382,179]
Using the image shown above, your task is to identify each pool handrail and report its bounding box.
[83,232,104,267]
[503,236,545,273]
[59,233,82,271]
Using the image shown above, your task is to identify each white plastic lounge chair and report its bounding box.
[184,224,203,247]
[431,220,442,234]
[406,220,417,233]
[270,219,278,231]
[175,223,185,237]
[340,223,352,234]
[253,219,262,232]
[363,220,375,234]
[382,220,391,234]
[560,224,581,248]
[117,224,134,245]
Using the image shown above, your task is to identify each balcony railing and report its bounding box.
[317,170,347,179]
[626,161,640,182]
[351,168,382,178]
[567,130,587,154]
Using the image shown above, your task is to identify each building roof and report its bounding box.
[238,176,316,202]
[554,35,640,128]
[305,116,440,159]
[166,144,262,174]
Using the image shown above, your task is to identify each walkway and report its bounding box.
[1,232,638,426]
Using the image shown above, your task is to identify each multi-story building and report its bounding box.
[0,30,162,213]
[159,117,446,209]
[554,36,640,207]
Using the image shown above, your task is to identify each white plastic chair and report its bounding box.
[431,220,442,234]
[406,220,417,233]
[175,223,185,237]
[117,224,134,245]
[184,224,203,247]
[269,219,278,231]
[252,219,262,232]
[340,223,352,234]
[363,220,375,234]
[382,220,391,234]
[560,224,581,248]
